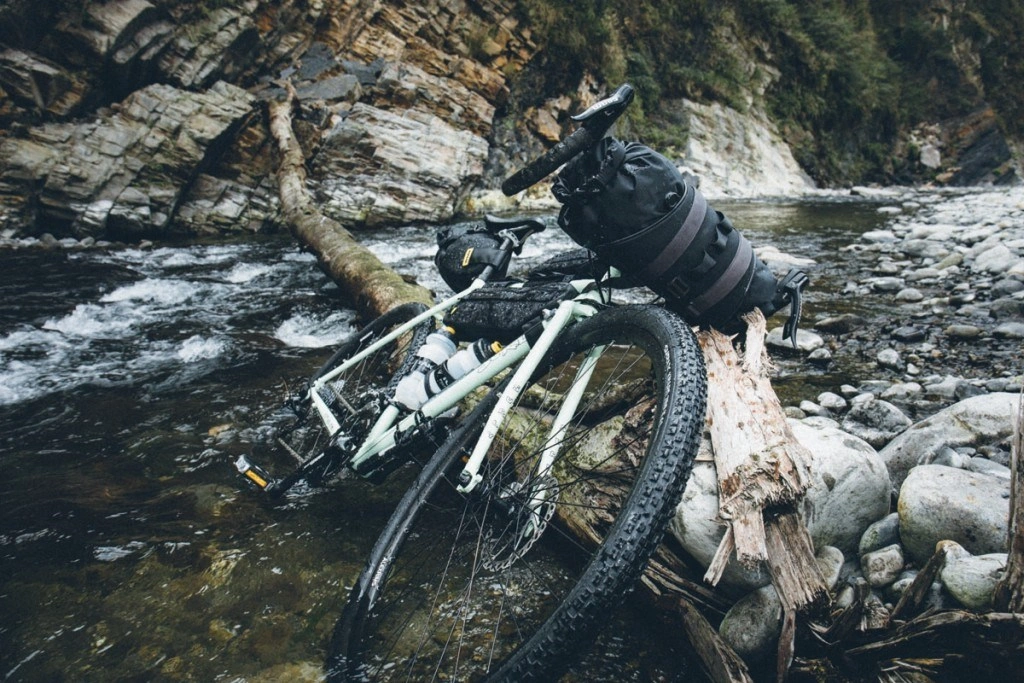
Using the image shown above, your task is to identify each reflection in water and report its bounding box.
[0,199,888,681]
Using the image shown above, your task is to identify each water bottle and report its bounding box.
[392,327,457,410]
[425,339,502,397]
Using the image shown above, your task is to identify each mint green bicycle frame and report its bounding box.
[307,270,617,494]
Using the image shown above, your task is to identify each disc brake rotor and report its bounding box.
[482,475,560,572]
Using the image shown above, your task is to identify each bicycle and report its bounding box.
[237,84,708,681]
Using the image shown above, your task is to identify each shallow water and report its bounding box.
[0,199,890,681]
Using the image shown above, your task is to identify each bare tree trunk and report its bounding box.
[266,89,432,319]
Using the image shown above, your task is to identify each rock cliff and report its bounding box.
[0,0,1019,239]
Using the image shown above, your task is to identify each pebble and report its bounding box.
[861,544,905,587]
[944,324,982,339]
[859,513,901,556]
[876,348,903,370]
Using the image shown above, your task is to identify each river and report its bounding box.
[0,197,891,681]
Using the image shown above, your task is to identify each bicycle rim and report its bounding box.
[330,305,706,681]
[277,302,431,476]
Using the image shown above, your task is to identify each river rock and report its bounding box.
[791,418,891,555]
[814,313,868,334]
[861,543,905,587]
[972,244,1017,274]
[766,326,824,352]
[879,392,1021,488]
[840,397,912,448]
[938,543,1007,610]
[669,417,889,589]
[897,465,1010,565]
[859,513,901,556]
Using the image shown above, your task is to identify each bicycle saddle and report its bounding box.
[484,214,546,246]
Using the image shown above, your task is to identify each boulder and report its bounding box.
[897,465,1010,564]
[879,392,1021,489]
[670,417,890,589]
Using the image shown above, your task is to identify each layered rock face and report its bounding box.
[0,0,536,238]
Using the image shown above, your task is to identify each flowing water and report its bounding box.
[0,198,890,681]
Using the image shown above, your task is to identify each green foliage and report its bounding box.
[515,0,1023,184]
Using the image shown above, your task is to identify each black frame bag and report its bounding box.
[552,137,805,334]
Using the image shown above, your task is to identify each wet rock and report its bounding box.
[897,465,1010,564]
[892,325,926,342]
[880,392,1021,488]
[939,545,1006,610]
[808,347,833,364]
[841,397,912,448]
[814,313,868,334]
[817,392,848,412]
[880,382,922,402]
[861,543,905,587]
[870,276,905,292]
[876,348,903,371]
[993,321,1024,338]
[766,326,824,352]
[859,513,901,556]
[929,446,971,469]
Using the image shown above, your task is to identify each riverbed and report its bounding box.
[0,191,1016,681]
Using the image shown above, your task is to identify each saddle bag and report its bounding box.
[552,137,806,335]
[442,281,577,343]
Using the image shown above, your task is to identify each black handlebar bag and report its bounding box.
[552,137,796,332]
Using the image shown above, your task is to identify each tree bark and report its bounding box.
[266,89,432,319]
[995,388,1024,612]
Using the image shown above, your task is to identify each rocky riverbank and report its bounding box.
[673,185,1024,666]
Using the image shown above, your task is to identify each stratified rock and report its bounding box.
[897,465,1010,565]
[314,103,488,226]
[879,392,1020,489]
[0,81,254,238]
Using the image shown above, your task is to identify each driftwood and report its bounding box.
[995,388,1024,612]
[266,85,432,319]
[699,311,827,614]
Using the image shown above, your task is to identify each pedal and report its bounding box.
[235,454,275,491]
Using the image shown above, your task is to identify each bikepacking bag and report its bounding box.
[551,137,807,336]
[442,280,578,343]
[434,224,511,291]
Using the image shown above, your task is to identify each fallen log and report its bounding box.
[266,85,432,319]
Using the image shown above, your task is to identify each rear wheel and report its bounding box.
[275,302,431,485]
[328,305,707,681]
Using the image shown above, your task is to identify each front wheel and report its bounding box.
[328,305,707,681]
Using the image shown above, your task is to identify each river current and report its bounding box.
[0,198,889,681]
